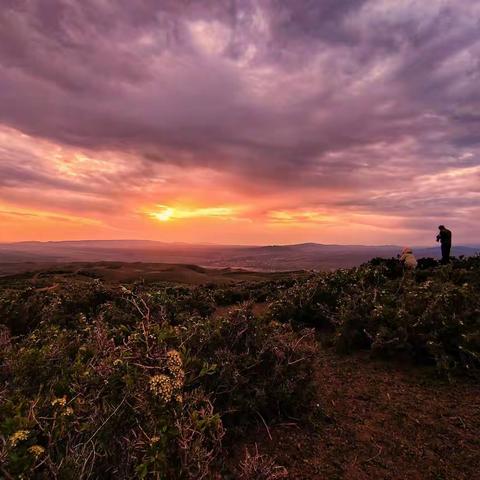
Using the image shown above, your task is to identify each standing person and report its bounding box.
[436,225,452,264]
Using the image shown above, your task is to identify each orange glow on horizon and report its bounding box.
[0,124,476,246]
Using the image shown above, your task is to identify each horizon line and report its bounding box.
[1,239,479,249]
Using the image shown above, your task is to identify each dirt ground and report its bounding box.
[236,349,480,480]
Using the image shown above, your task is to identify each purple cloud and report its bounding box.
[0,0,479,241]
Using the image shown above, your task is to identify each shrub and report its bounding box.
[0,280,317,478]
[331,271,480,375]
[267,266,387,328]
[0,280,111,335]
[267,275,341,327]
[267,257,480,377]
[417,257,439,270]
[182,305,317,429]
[212,279,292,306]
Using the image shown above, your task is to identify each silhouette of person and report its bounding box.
[436,225,452,264]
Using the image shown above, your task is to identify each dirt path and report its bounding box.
[239,349,480,480]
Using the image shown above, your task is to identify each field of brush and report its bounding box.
[1,256,479,479]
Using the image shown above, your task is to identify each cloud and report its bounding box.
[0,0,479,242]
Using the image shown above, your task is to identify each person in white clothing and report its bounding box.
[399,247,417,269]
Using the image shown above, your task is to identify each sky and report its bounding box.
[0,0,479,245]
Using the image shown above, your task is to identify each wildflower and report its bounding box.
[166,350,185,390]
[9,430,30,447]
[51,396,67,408]
[28,445,45,458]
[166,350,182,370]
[170,365,185,389]
[149,374,173,402]
[171,374,184,390]
[62,406,74,417]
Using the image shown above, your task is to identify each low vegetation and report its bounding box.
[1,255,479,478]
[268,255,480,377]
[0,280,315,478]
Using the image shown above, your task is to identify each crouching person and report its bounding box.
[399,247,417,269]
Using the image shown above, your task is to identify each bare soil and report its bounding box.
[236,349,480,480]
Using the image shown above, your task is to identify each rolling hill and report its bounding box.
[0,240,478,275]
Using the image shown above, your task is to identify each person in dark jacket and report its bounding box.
[436,225,452,264]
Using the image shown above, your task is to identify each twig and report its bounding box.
[293,332,312,351]
[0,466,14,480]
[288,357,306,366]
[364,445,383,464]
[85,396,126,445]
[255,410,272,441]
[79,443,95,480]
[131,362,158,370]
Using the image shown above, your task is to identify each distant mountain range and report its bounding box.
[0,240,479,274]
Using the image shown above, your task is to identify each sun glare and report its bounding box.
[151,207,174,222]
[148,205,237,223]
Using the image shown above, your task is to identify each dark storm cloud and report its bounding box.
[0,0,479,220]
[264,0,370,46]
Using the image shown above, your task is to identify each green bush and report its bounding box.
[268,257,480,377]
[0,281,317,478]
[267,265,387,328]
[212,279,294,306]
[183,305,317,428]
[0,280,111,335]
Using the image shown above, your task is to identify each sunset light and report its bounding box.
[0,0,478,246]
[148,206,237,223]
[151,207,175,222]
[1,3,479,478]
